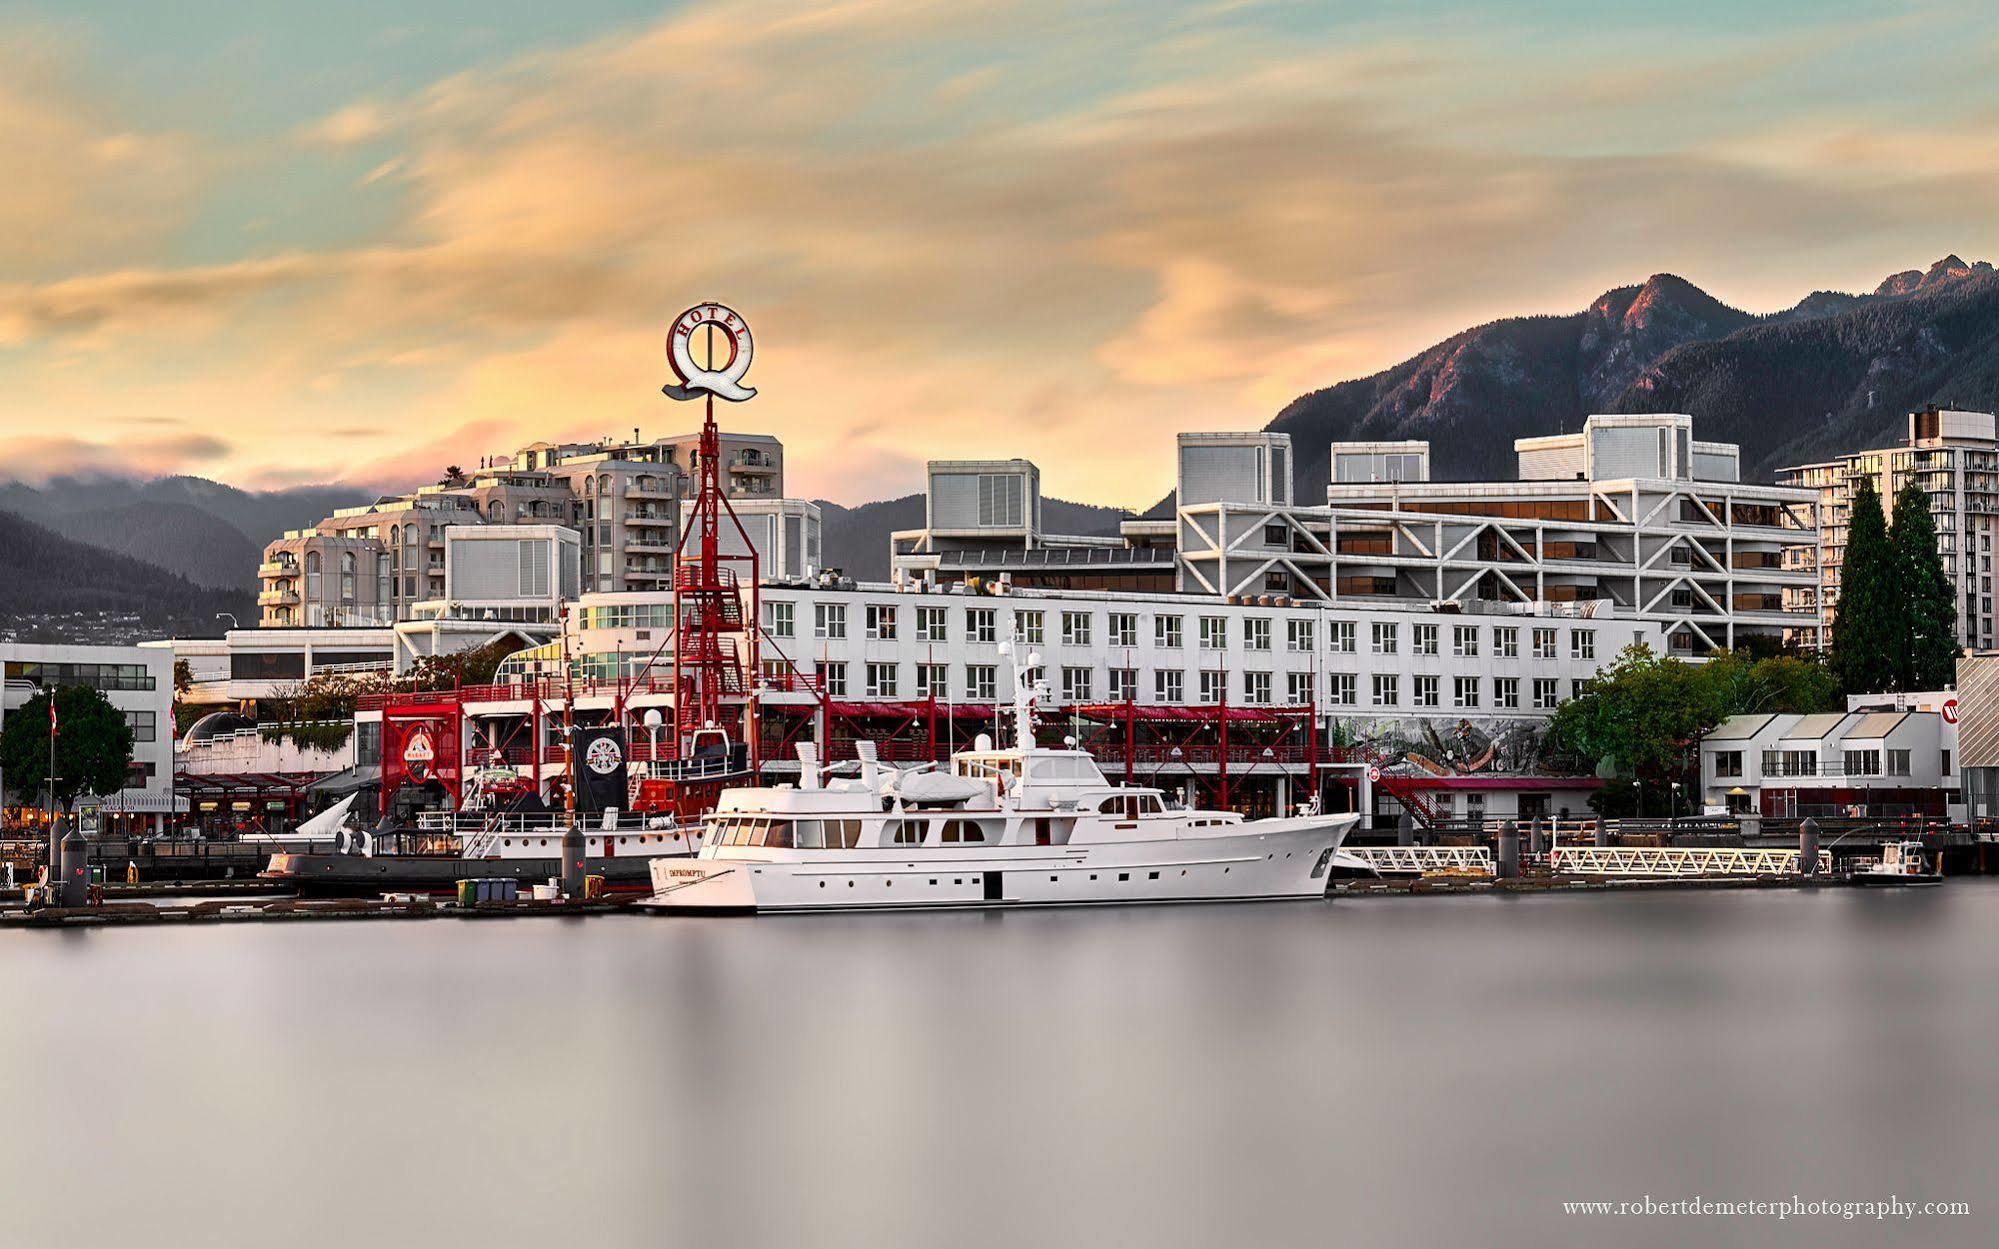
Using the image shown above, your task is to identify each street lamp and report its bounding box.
[215,612,238,630]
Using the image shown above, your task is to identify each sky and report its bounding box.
[3,0,1998,507]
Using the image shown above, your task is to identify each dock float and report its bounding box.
[1,895,630,928]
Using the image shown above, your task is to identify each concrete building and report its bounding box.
[1699,689,1961,820]
[1,642,179,833]
[1176,414,1817,655]
[1779,407,1999,650]
[891,459,1173,592]
[419,525,581,623]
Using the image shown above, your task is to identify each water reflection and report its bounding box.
[2,884,1993,1248]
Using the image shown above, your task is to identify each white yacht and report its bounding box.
[641,648,1358,914]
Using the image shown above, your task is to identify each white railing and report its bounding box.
[1551,846,1831,877]
[1344,846,1494,875]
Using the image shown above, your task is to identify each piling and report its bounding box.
[1496,821,1521,879]
[1396,814,1414,847]
[1799,817,1820,878]
[1593,817,1610,848]
[560,826,587,900]
[59,827,88,908]
[1528,818,1546,859]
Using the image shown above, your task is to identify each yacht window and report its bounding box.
[764,821,794,849]
[830,820,862,848]
[794,820,824,849]
[888,820,924,845]
[941,820,989,844]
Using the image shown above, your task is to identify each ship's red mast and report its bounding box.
[670,368,761,773]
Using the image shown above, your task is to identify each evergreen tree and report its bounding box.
[1889,481,1961,690]
[1829,478,1899,694]
[0,685,135,812]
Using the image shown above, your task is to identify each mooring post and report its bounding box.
[1593,816,1610,848]
[59,825,88,909]
[1397,813,1414,847]
[561,826,587,900]
[1496,821,1521,879]
[1799,817,1820,878]
[1528,817,1546,859]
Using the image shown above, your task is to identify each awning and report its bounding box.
[1066,704,1307,723]
[824,701,1001,720]
[303,764,382,797]
[95,790,189,814]
[1389,775,1604,791]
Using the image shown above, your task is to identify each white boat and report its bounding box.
[641,646,1356,914]
[1849,840,1943,887]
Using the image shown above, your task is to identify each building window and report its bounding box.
[768,601,795,639]
[305,551,321,599]
[1453,676,1479,709]
[1572,629,1596,660]
[1199,616,1227,649]
[1371,622,1398,654]
[1843,749,1881,777]
[1372,674,1398,706]
[1495,677,1519,709]
[821,662,848,697]
[1495,626,1519,658]
[1329,620,1355,653]
[1109,612,1138,648]
[915,605,947,643]
[1108,668,1138,701]
[1156,670,1185,703]
[865,662,898,698]
[1243,671,1272,705]
[967,607,997,644]
[1327,673,1356,706]
[1713,750,1743,778]
[1886,748,1912,777]
[1264,521,1289,547]
[966,665,997,701]
[1245,618,1271,651]
[124,710,157,743]
[1016,610,1044,644]
[1199,669,1226,703]
[1532,678,1559,710]
[1061,666,1093,701]
[1156,614,1183,648]
[1453,625,1479,658]
[1287,619,1314,652]
[865,603,898,640]
[1413,623,1438,656]
[1286,673,1314,705]
[1061,612,1093,646]
[915,663,947,699]
[814,603,847,640]
[1533,627,1557,660]
[1414,675,1439,708]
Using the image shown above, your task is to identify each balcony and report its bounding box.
[258,589,299,607]
[258,561,297,577]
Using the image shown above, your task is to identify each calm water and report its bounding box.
[4,884,1997,1248]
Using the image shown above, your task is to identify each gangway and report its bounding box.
[1343,846,1494,876]
[1551,846,1831,877]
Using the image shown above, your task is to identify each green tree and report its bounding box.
[1829,478,1899,695]
[1888,482,1960,690]
[0,686,136,812]
[1550,643,1840,816]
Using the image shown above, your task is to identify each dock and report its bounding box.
[0,895,631,929]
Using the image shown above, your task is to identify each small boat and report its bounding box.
[640,647,1356,914]
[1849,840,1943,887]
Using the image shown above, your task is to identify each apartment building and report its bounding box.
[1,642,178,833]
[1177,413,1818,655]
[1778,407,1999,650]
[260,430,798,626]
[891,459,1173,592]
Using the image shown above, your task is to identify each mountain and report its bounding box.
[814,493,1134,580]
[0,476,371,589]
[40,502,262,591]
[0,509,254,639]
[1255,257,1999,490]
[1615,265,1999,477]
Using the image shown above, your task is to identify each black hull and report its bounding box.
[262,851,675,897]
[1849,872,1944,887]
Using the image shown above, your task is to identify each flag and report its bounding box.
[48,696,56,738]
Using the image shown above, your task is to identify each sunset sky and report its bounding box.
[3,0,1997,506]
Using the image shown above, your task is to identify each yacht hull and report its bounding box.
[640,817,1353,914]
